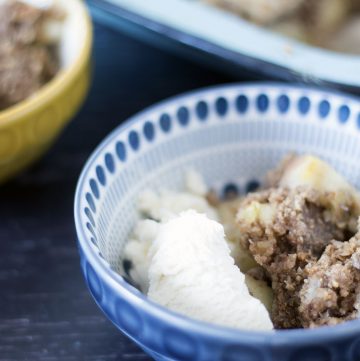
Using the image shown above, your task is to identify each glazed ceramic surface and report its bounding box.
[0,0,92,183]
[75,83,360,361]
[88,0,360,93]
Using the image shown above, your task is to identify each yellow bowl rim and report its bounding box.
[0,0,93,128]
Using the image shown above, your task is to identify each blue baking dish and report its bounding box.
[87,0,360,93]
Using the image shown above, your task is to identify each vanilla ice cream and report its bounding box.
[124,219,160,291]
[125,170,219,290]
[138,169,218,223]
[147,210,273,331]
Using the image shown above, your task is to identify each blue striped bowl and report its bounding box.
[75,83,360,361]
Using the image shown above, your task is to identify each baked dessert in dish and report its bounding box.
[124,155,360,330]
[205,0,306,25]
[124,171,274,331]
[299,235,360,328]
[204,0,360,54]
[238,155,360,328]
[0,0,64,111]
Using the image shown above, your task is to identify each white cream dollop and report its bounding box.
[124,171,220,290]
[138,189,218,223]
[147,210,273,331]
[124,219,160,291]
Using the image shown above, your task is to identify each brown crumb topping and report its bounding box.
[237,186,351,328]
[299,234,360,327]
[0,1,63,111]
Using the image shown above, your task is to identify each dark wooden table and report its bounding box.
[0,21,255,360]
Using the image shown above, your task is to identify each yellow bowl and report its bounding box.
[0,0,93,183]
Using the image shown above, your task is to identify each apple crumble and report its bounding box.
[0,0,64,111]
[124,154,360,330]
[237,155,360,328]
[205,0,360,54]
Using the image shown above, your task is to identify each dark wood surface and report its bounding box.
[0,21,254,360]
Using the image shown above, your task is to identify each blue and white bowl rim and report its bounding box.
[74,82,360,345]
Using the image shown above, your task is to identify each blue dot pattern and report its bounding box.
[246,180,260,193]
[116,141,126,161]
[96,165,106,186]
[86,222,96,238]
[236,95,248,113]
[105,153,115,173]
[298,96,310,115]
[196,101,208,121]
[85,192,96,213]
[129,130,140,150]
[339,105,350,123]
[215,97,228,116]
[318,100,330,118]
[223,183,239,198]
[177,106,190,126]
[277,95,290,113]
[89,178,99,199]
[143,121,155,141]
[256,94,269,113]
[160,114,172,132]
[85,207,95,227]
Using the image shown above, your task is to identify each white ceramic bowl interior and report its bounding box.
[74,84,360,361]
[76,84,360,277]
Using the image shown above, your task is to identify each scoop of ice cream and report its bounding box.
[138,170,218,223]
[138,189,219,222]
[124,219,160,291]
[125,171,220,289]
[147,210,273,331]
